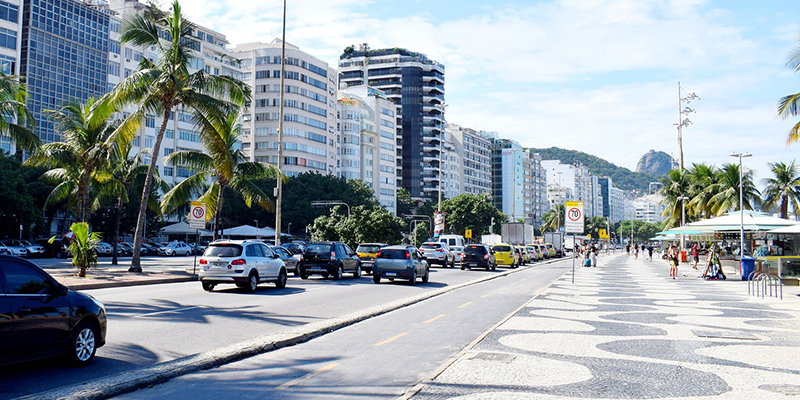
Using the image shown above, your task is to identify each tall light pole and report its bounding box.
[556,171,563,234]
[677,196,689,250]
[254,219,259,240]
[730,152,752,267]
[274,0,287,246]
[675,82,700,171]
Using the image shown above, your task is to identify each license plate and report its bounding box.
[385,272,396,277]
[213,262,227,267]
[468,263,477,267]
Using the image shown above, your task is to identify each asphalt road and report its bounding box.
[115,261,571,400]
[1,258,570,399]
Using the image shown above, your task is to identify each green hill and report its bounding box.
[529,147,664,192]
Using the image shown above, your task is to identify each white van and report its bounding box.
[439,235,465,248]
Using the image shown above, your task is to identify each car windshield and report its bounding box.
[305,244,334,254]
[465,246,486,254]
[358,245,382,253]
[204,244,243,257]
[18,240,32,246]
[493,245,511,252]
[420,244,440,249]
[379,249,409,259]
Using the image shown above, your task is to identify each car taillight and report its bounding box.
[199,259,208,265]
[331,251,336,259]
[484,254,488,260]
[231,259,246,265]
[406,251,411,259]
[436,249,444,252]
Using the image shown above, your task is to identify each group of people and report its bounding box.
[664,243,726,280]
[579,243,598,267]
[625,242,656,261]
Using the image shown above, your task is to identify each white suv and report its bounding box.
[419,242,455,267]
[199,240,288,292]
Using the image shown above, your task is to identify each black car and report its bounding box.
[0,255,107,366]
[299,241,361,279]
[461,244,496,271]
[35,238,70,258]
[282,242,304,255]
[270,245,301,276]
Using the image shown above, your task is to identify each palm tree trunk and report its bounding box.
[130,108,171,272]
[111,196,123,265]
[782,195,789,219]
[213,184,226,241]
[78,171,92,222]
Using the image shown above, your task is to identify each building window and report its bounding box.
[0,27,16,50]
[0,1,18,23]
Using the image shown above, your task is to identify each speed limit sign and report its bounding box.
[564,201,584,233]
[189,201,206,229]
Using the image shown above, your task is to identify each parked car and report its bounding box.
[419,242,455,267]
[188,242,207,255]
[140,242,159,256]
[450,245,465,264]
[283,242,304,255]
[199,240,288,292]
[516,246,530,264]
[372,245,429,285]
[270,245,301,276]
[298,241,361,279]
[0,243,11,255]
[116,242,133,256]
[545,243,558,258]
[95,241,113,256]
[158,241,192,256]
[461,244,496,271]
[539,244,550,259]
[356,243,386,274]
[35,238,69,258]
[0,255,107,366]
[0,240,28,258]
[526,244,541,261]
[7,239,46,258]
[492,243,518,268]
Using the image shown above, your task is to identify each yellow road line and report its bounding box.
[374,332,407,347]
[425,314,446,324]
[458,301,473,309]
[481,294,492,298]
[276,363,340,390]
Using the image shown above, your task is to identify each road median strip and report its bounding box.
[23,258,565,400]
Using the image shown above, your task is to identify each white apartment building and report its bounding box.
[447,123,492,197]
[337,86,398,214]
[234,39,338,177]
[526,150,547,227]
[108,0,246,187]
[542,160,599,217]
[442,129,461,200]
[633,193,666,223]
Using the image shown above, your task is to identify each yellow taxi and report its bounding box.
[544,243,557,258]
[356,243,386,274]
[492,243,518,268]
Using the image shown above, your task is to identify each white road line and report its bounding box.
[132,306,202,318]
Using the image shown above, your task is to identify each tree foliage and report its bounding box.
[440,193,505,237]
[0,155,42,238]
[309,205,404,249]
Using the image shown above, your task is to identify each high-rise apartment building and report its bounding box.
[337,86,398,214]
[235,40,338,177]
[441,128,461,200]
[447,123,492,197]
[339,45,445,202]
[21,0,112,143]
[0,0,21,153]
[526,150,547,228]
[492,138,525,221]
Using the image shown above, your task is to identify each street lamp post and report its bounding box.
[254,219,259,240]
[556,171,563,235]
[677,196,689,251]
[730,151,752,271]
[274,0,288,246]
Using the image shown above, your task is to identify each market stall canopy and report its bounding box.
[160,221,213,236]
[659,211,795,235]
[766,224,800,234]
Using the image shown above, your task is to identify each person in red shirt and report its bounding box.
[692,243,699,269]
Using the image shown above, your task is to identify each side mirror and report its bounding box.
[273,253,280,259]
[420,255,427,260]
[58,284,69,296]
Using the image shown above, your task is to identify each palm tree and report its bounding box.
[25,98,120,222]
[160,111,279,240]
[762,161,800,219]
[779,43,800,145]
[585,216,608,239]
[659,169,692,228]
[686,163,718,220]
[708,163,761,215]
[63,222,100,278]
[93,143,167,265]
[0,73,39,152]
[540,204,564,233]
[109,0,250,271]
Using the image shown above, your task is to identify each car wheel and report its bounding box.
[353,265,361,278]
[486,264,491,271]
[491,262,496,271]
[335,265,344,280]
[422,267,429,283]
[202,282,215,292]
[275,269,287,288]
[67,321,97,367]
[300,271,309,280]
[460,264,465,270]
[373,274,380,284]
[294,262,301,277]
[247,272,259,292]
[409,269,417,285]
[322,273,329,278]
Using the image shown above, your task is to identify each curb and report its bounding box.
[60,275,198,290]
[23,258,566,400]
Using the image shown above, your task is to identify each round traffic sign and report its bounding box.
[567,207,582,221]
[191,206,205,220]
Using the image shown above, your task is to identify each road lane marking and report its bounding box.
[425,314,446,324]
[132,306,201,318]
[374,333,407,347]
[510,281,520,286]
[277,363,340,390]
[481,294,492,298]
[458,301,473,309]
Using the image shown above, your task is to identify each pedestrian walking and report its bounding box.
[668,245,679,279]
[590,244,598,267]
[626,243,630,257]
[647,244,654,261]
[691,243,699,269]
[634,243,639,260]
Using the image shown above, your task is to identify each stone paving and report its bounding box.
[412,253,800,399]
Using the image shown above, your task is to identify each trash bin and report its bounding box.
[680,251,687,263]
[741,257,756,280]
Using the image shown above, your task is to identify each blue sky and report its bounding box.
[185,0,800,189]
